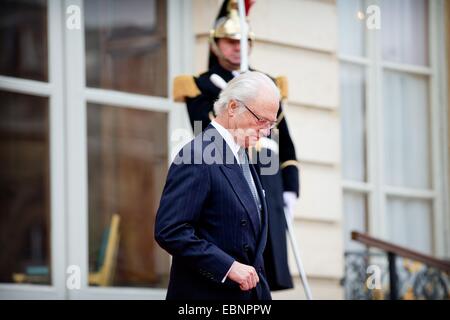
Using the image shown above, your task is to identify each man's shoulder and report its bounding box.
[193,64,234,96]
[174,127,215,158]
[193,70,219,96]
[195,69,213,81]
[172,125,235,167]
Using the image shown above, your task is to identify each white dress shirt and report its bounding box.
[211,120,241,165]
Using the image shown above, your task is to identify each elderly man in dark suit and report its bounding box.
[155,71,280,300]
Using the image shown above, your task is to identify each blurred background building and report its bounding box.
[0,0,449,299]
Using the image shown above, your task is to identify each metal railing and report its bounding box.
[342,232,450,300]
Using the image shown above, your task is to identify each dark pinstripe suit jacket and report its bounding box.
[155,124,271,300]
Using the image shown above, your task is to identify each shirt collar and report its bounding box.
[211,120,241,164]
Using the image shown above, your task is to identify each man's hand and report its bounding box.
[283,191,297,222]
[227,261,259,291]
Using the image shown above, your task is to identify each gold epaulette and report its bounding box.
[275,76,288,100]
[280,160,300,170]
[173,75,201,102]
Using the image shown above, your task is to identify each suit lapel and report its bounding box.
[221,157,269,263]
[249,163,268,259]
[203,124,270,253]
[203,125,261,237]
[220,165,261,237]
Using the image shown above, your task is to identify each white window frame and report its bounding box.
[65,0,193,300]
[0,0,194,299]
[0,0,66,299]
[339,0,449,257]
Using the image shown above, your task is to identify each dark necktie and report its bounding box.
[238,148,262,224]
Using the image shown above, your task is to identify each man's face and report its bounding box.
[217,38,252,66]
[230,91,279,148]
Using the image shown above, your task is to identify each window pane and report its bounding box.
[386,197,432,254]
[383,71,430,189]
[0,0,48,81]
[381,0,429,66]
[337,0,366,57]
[341,63,367,182]
[343,192,368,251]
[87,103,169,287]
[85,0,168,97]
[0,90,50,284]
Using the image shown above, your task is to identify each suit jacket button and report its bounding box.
[243,244,249,251]
[241,219,247,226]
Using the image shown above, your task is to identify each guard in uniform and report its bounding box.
[173,0,299,291]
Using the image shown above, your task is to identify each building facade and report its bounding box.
[0,0,448,299]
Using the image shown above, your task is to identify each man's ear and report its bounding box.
[228,100,238,117]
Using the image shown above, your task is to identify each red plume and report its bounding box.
[245,0,255,16]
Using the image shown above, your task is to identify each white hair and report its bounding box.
[213,71,280,115]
